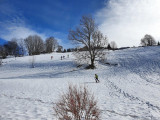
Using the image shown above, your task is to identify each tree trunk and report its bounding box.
[90,58,95,69]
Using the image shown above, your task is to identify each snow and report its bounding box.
[0,46,160,120]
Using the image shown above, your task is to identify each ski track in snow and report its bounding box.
[0,47,160,120]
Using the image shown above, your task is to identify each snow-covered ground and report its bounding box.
[0,46,160,120]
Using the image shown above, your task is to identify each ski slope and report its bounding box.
[0,46,160,120]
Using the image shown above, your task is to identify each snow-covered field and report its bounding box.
[0,46,160,120]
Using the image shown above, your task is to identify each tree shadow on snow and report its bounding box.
[0,68,81,79]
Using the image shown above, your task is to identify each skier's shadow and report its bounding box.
[84,82,96,84]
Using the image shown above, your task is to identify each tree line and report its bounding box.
[0,35,60,59]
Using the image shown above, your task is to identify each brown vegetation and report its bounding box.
[53,85,101,120]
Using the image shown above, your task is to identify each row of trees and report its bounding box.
[0,35,60,58]
[25,35,59,55]
[0,40,19,59]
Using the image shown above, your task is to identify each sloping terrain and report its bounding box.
[0,46,160,120]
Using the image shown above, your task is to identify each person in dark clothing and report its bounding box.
[95,74,100,83]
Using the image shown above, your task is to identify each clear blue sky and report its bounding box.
[0,0,106,48]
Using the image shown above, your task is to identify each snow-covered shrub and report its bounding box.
[110,41,117,50]
[53,85,101,120]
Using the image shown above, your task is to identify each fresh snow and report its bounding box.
[0,46,160,120]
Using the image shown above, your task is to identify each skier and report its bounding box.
[95,74,100,83]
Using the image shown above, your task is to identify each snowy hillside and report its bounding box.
[0,46,160,120]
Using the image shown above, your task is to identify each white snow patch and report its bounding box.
[0,47,160,120]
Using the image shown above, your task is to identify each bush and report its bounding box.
[53,85,101,120]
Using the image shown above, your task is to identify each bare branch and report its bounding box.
[53,84,101,120]
[68,15,108,68]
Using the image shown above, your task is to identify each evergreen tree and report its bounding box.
[107,44,111,50]
[63,49,66,52]
[67,48,71,52]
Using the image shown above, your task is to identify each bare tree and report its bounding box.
[68,15,107,69]
[141,34,156,46]
[110,41,117,50]
[57,45,63,52]
[0,45,7,59]
[45,37,58,53]
[34,36,44,54]
[11,38,19,56]
[25,35,44,55]
[17,38,26,56]
[53,84,101,120]
[4,39,18,56]
[24,36,34,55]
